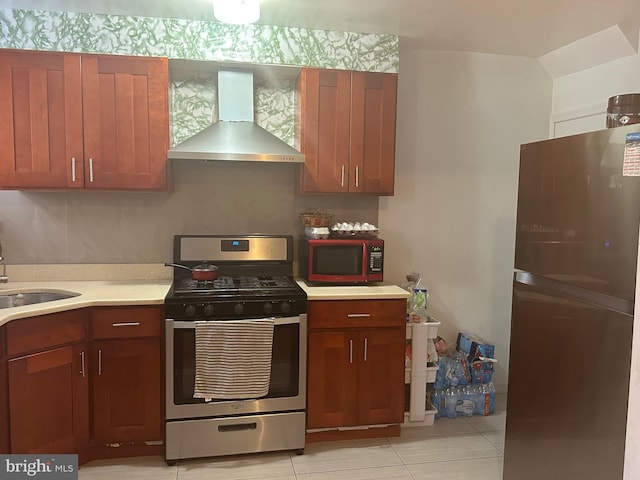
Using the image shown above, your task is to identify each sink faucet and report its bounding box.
[0,241,7,283]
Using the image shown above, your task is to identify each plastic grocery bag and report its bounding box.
[434,351,470,390]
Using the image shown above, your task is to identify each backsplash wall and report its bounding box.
[0,162,379,264]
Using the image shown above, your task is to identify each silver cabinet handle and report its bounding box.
[89,158,94,183]
[98,349,102,376]
[364,337,368,362]
[341,165,345,188]
[112,322,140,327]
[71,157,77,182]
[347,313,371,318]
[355,165,359,188]
[80,351,85,377]
[349,339,353,364]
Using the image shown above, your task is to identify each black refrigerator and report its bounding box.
[503,123,640,480]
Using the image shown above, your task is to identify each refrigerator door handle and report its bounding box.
[514,271,633,316]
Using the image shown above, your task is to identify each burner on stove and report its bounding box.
[175,275,296,295]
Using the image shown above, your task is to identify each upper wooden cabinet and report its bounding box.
[296,68,397,195]
[0,49,169,191]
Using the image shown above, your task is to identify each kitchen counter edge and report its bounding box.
[0,279,411,325]
[296,280,410,300]
[0,280,172,326]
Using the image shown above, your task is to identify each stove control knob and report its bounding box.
[203,304,215,316]
[280,301,291,314]
[234,303,244,315]
[263,302,273,314]
[185,304,197,317]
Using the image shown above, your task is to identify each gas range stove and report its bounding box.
[164,235,307,320]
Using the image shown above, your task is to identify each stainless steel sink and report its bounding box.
[0,291,80,309]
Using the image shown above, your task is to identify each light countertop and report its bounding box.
[0,264,409,326]
[0,280,172,326]
[297,280,410,300]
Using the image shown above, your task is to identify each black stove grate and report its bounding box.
[172,275,299,297]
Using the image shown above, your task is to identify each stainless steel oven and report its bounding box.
[163,235,307,464]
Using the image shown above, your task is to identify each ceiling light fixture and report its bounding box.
[213,0,260,24]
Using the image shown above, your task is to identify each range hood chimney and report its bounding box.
[167,69,305,163]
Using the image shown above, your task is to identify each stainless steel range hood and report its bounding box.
[168,69,305,163]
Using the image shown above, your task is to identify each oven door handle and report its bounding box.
[171,316,301,329]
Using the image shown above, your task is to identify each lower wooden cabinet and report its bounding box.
[8,344,90,453]
[307,330,358,428]
[5,309,90,454]
[90,306,162,444]
[2,306,163,458]
[356,328,406,425]
[306,299,406,431]
[92,338,161,443]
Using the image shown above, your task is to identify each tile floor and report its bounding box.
[79,395,506,480]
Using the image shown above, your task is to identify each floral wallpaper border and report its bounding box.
[0,8,399,73]
[0,8,399,147]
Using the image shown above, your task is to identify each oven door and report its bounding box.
[165,315,307,420]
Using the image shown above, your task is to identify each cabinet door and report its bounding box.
[296,68,351,193]
[0,50,83,189]
[8,344,89,453]
[307,331,358,428]
[81,54,169,190]
[356,328,405,425]
[350,72,397,195]
[92,338,162,444]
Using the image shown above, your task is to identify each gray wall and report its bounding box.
[0,161,379,264]
[380,46,553,391]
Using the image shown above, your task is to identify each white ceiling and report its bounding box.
[2,0,640,58]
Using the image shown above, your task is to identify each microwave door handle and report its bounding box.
[362,240,368,272]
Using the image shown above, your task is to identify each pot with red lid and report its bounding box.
[165,262,218,281]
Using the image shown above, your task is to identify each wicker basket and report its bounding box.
[299,209,334,227]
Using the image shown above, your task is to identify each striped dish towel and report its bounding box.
[193,318,274,399]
